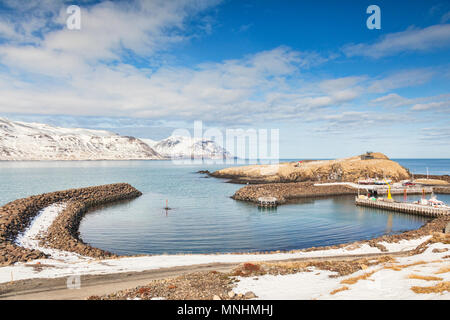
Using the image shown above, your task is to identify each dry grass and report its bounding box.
[411,281,450,294]
[435,266,450,274]
[384,261,429,271]
[330,286,350,295]
[414,179,449,185]
[231,256,398,281]
[407,274,443,281]
[242,263,261,272]
[262,261,309,270]
[340,271,376,285]
[232,262,263,276]
[214,153,409,183]
[430,233,450,245]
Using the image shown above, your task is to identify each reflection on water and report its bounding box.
[355,205,428,233]
[0,160,446,255]
[286,198,316,205]
[386,214,393,234]
[257,206,278,213]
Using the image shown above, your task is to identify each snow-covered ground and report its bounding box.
[0,204,437,287]
[14,203,89,262]
[233,242,450,300]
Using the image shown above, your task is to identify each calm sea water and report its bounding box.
[0,159,448,255]
[393,159,450,176]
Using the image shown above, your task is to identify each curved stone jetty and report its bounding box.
[0,183,142,266]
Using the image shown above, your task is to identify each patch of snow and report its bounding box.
[139,138,157,148]
[234,270,340,300]
[232,242,450,300]
[15,203,90,262]
[378,236,432,252]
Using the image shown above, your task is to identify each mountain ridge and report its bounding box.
[146,135,232,160]
[0,117,231,160]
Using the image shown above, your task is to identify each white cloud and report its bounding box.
[311,111,412,135]
[367,68,434,93]
[343,24,450,58]
[0,43,337,123]
[411,100,450,111]
[371,93,412,107]
[0,0,220,75]
[0,0,342,126]
[420,127,450,143]
[371,92,450,113]
[0,0,446,130]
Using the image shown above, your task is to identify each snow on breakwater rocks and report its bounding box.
[0,183,142,266]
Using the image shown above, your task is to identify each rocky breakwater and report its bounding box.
[211,153,410,184]
[0,183,142,266]
[232,182,358,204]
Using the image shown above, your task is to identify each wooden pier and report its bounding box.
[257,197,278,207]
[355,197,450,217]
[359,186,434,195]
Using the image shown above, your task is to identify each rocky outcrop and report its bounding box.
[433,186,450,194]
[212,153,411,184]
[232,182,358,204]
[0,183,142,266]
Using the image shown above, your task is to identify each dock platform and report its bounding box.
[257,197,278,207]
[355,197,449,217]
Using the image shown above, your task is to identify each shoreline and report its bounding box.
[0,183,142,266]
[207,169,450,185]
[0,181,448,295]
[0,184,449,267]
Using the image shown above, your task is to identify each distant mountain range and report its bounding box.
[0,117,231,160]
[143,135,232,160]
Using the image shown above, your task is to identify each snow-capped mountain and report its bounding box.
[0,117,163,160]
[147,135,233,159]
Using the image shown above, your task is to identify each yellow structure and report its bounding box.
[384,179,392,200]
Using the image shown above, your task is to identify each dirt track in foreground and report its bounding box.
[0,251,412,300]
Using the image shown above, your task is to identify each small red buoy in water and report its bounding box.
[164,199,171,210]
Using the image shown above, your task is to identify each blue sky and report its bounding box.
[0,0,449,158]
